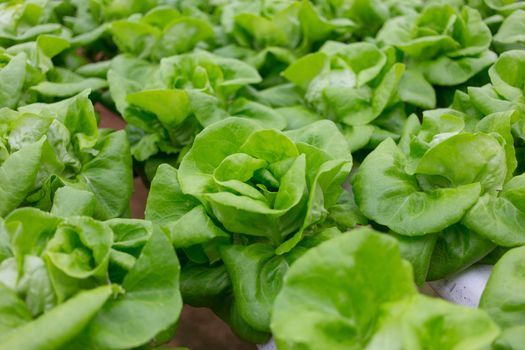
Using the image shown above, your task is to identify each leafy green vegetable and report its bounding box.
[109,7,214,60]
[0,2,68,45]
[480,246,525,348]
[2,1,525,347]
[426,224,495,281]
[391,232,437,285]
[0,285,113,350]
[471,51,525,118]
[271,227,499,350]
[82,227,182,349]
[107,51,268,166]
[177,117,352,248]
[353,105,520,280]
[481,246,525,328]
[283,41,406,151]
[463,174,525,247]
[0,91,132,219]
[352,137,483,235]
[493,10,525,52]
[147,117,355,338]
[0,208,182,349]
[378,3,496,99]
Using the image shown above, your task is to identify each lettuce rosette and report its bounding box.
[0,32,113,108]
[145,117,361,341]
[216,0,354,59]
[378,3,497,105]
[0,1,71,46]
[108,6,214,61]
[271,227,499,350]
[0,1,113,104]
[311,0,423,39]
[0,206,181,349]
[352,107,525,282]
[282,41,410,152]
[0,91,132,219]
[0,33,106,108]
[107,50,292,180]
[51,0,182,40]
[219,0,422,60]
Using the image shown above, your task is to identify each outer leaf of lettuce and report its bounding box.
[488,50,525,104]
[414,51,497,86]
[282,52,327,90]
[145,164,200,223]
[107,55,161,117]
[378,4,495,86]
[79,130,133,220]
[352,138,481,235]
[463,174,525,246]
[146,164,228,250]
[0,53,27,109]
[493,10,525,52]
[126,89,191,129]
[480,246,525,331]
[392,232,437,285]
[0,138,45,217]
[152,17,214,59]
[0,285,112,350]
[366,294,499,350]
[475,110,517,181]
[426,224,496,281]
[31,78,107,99]
[179,264,231,308]
[84,228,182,349]
[415,132,507,192]
[110,20,160,59]
[397,69,436,109]
[493,325,525,350]
[15,255,56,317]
[218,226,342,342]
[272,228,416,349]
[221,243,289,333]
[271,227,499,350]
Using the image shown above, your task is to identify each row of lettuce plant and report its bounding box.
[1,0,525,349]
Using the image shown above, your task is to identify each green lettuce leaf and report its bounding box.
[271,227,499,350]
[463,174,525,246]
[352,138,482,235]
[480,245,525,346]
[0,285,112,350]
[83,228,182,349]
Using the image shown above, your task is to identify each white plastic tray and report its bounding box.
[428,264,492,307]
[257,264,493,350]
